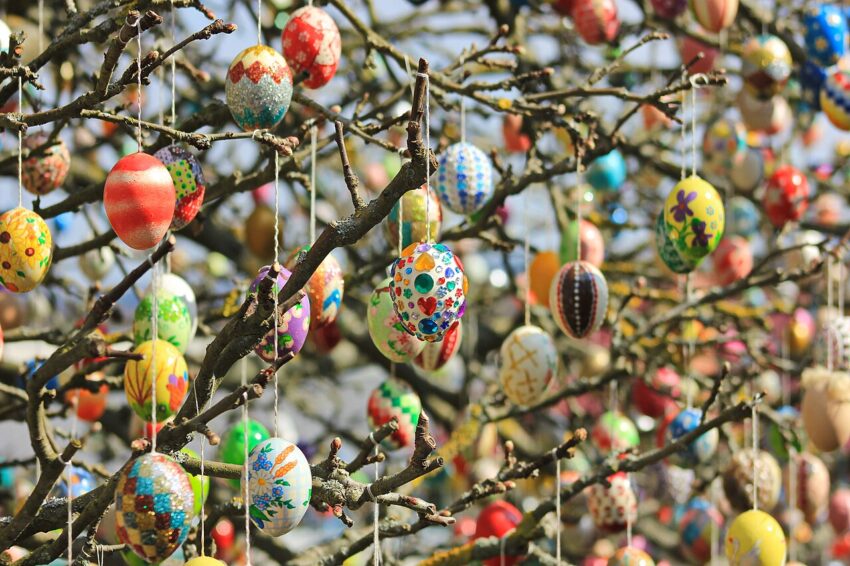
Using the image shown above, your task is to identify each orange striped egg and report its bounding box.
[690,0,738,33]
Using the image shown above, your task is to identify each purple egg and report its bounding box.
[249,265,311,362]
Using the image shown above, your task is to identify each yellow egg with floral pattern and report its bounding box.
[123,339,190,423]
[0,207,52,293]
[663,175,725,264]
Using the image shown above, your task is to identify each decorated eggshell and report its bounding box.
[414,320,462,371]
[786,451,830,523]
[285,246,343,328]
[133,288,193,354]
[632,367,680,417]
[57,465,96,498]
[21,134,70,196]
[713,236,753,285]
[436,142,493,215]
[665,408,718,467]
[225,45,293,131]
[474,501,523,566]
[592,411,639,453]
[814,192,844,227]
[386,185,442,249]
[663,175,724,263]
[802,370,842,452]
[804,4,848,67]
[702,118,746,179]
[801,60,828,111]
[115,453,195,563]
[559,219,605,267]
[588,471,637,532]
[152,145,206,230]
[549,260,608,339]
[123,339,189,423]
[690,0,738,33]
[821,66,850,131]
[244,438,311,536]
[281,6,341,89]
[737,91,791,135]
[159,273,198,337]
[722,450,782,512]
[499,325,557,407]
[679,35,718,74]
[244,203,281,261]
[220,419,271,467]
[79,246,115,281]
[763,165,810,229]
[651,0,687,18]
[829,488,850,534]
[250,265,311,362]
[179,448,210,517]
[502,114,531,153]
[64,372,108,422]
[725,510,786,566]
[0,207,52,293]
[655,212,699,274]
[815,316,850,370]
[389,242,467,342]
[104,153,175,250]
[529,251,560,307]
[741,35,792,100]
[586,149,626,192]
[184,558,227,566]
[730,149,765,193]
[728,196,760,237]
[367,378,422,450]
[679,498,724,563]
[608,547,654,566]
[571,0,620,45]
[367,277,426,363]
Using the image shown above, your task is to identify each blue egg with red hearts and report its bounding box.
[801,61,827,111]
[804,4,848,67]
[587,149,626,192]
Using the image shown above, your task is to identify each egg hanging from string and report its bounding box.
[586,149,626,192]
[801,367,848,452]
[177,448,210,517]
[285,246,343,329]
[679,498,724,563]
[785,451,830,523]
[115,453,195,563]
[592,411,639,453]
[663,408,718,467]
[528,250,560,307]
[133,288,194,354]
[0,207,52,293]
[588,471,637,532]
[56,466,96,498]
[804,4,848,67]
[64,372,108,422]
[571,0,620,45]
[821,66,850,131]
[713,236,753,285]
[763,165,810,229]
[722,449,782,512]
[159,273,198,337]
[79,246,115,281]
[741,34,793,100]
[730,149,766,193]
[655,212,699,275]
[250,265,311,362]
[499,325,557,406]
[728,196,760,238]
[549,260,608,339]
[225,45,293,131]
[663,175,724,264]
[389,242,467,342]
[701,118,746,180]
[559,219,605,267]
[367,378,422,450]
[414,320,462,371]
[368,277,426,363]
[436,142,493,215]
[385,185,442,249]
[152,145,206,231]
[104,152,176,250]
[829,488,850,534]
[281,6,341,89]
[725,510,786,566]
[220,419,271,469]
[609,547,655,566]
[474,501,524,566]
[244,438,311,536]
[690,0,738,33]
[737,91,791,135]
[679,35,718,74]
[21,134,70,196]
[123,339,189,423]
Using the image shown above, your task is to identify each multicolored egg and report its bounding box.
[133,288,194,354]
[244,438,311,536]
[436,142,493,215]
[786,451,830,523]
[160,273,198,337]
[804,4,848,67]
[663,175,724,263]
[152,145,206,231]
[655,212,699,274]
[123,339,189,423]
[702,118,746,179]
[179,448,210,516]
[650,0,687,18]
[821,66,850,131]
[281,6,341,89]
[0,207,52,293]
[250,265,311,362]
[225,45,293,131]
[386,186,442,249]
[499,325,557,407]
[549,260,608,339]
[679,498,724,563]
[588,471,637,531]
[104,152,175,250]
[220,419,271,467]
[367,277,426,363]
[664,408,718,467]
[78,246,115,281]
[414,320,462,371]
[632,367,680,418]
[21,134,70,196]
[713,236,753,285]
[56,466,96,498]
[609,547,654,566]
[722,450,782,512]
[286,246,343,328]
[529,251,560,307]
[592,411,639,453]
[763,165,810,229]
[728,196,760,238]
[367,378,422,450]
[738,91,791,135]
[389,242,467,342]
[741,34,792,99]
[586,149,626,192]
[690,0,738,33]
[725,510,786,566]
[115,453,195,563]
[559,219,605,267]
[474,501,523,566]
[571,0,620,45]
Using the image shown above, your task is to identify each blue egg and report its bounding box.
[804,4,848,67]
[18,360,58,390]
[586,149,627,192]
[729,196,760,238]
[436,142,493,215]
[800,60,828,111]
[0,460,14,490]
[52,212,74,234]
[665,408,719,468]
[56,465,96,498]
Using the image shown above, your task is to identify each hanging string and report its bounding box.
[193,388,207,556]
[310,125,317,244]
[170,0,177,125]
[135,19,143,152]
[523,190,531,326]
[397,182,404,253]
[574,147,583,261]
[609,380,618,413]
[241,357,252,566]
[459,58,466,145]
[150,261,159,453]
[554,450,562,563]
[273,149,281,438]
[691,81,697,178]
[37,0,44,110]
[839,261,845,314]
[372,446,381,565]
[680,74,687,181]
[684,273,694,409]
[751,402,759,511]
[17,77,22,209]
[256,0,262,44]
[418,72,432,243]
[65,409,79,563]
[828,258,834,370]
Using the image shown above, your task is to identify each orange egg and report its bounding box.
[529,251,560,307]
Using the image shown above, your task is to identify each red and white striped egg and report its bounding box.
[281,6,341,89]
[549,260,608,340]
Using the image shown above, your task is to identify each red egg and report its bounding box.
[281,6,341,89]
[503,114,531,153]
[651,0,687,18]
[414,321,462,371]
[474,501,523,566]
[571,0,620,45]
[679,35,718,75]
[713,236,753,285]
[104,153,176,250]
[211,519,235,560]
[64,372,108,422]
[632,367,680,418]
[763,165,810,229]
[830,488,850,534]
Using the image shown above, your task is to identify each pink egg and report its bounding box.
[830,488,850,534]
[713,236,753,285]
[571,0,620,45]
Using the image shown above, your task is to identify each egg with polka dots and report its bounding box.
[153,145,206,231]
[0,207,52,293]
[436,142,493,215]
[389,242,467,342]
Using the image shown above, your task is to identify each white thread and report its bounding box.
[680,75,686,180]
[575,146,583,261]
[523,190,531,326]
[828,258,834,371]
[397,186,404,253]
[273,149,281,439]
[691,83,697,178]
[38,0,44,54]
[609,380,618,413]
[241,359,252,566]
[840,262,845,314]
[417,72,432,243]
[193,388,207,556]
[137,18,143,152]
[373,446,381,565]
[789,446,798,561]
[310,125,317,243]
[684,274,694,409]
[17,77,22,209]
[150,260,159,452]
[554,451,561,564]
[459,58,466,145]
[257,0,262,44]
[170,0,177,125]
[751,402,758,511]
[626,473,633,548]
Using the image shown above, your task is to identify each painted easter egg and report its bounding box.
[729,196,760,238]
[367,277,426,363]
[722,449,782,512]
[802,61,828,112]
[814,192,844,227]
[632,367,680,418]
[665,408,719,467]
[588,471,637,532]
[586,149,626,192]
[184,558,227,566]
[115,453,195,563]
[730,149,765,192]
[281,6,341,89]
[220,419,271,467]
[572,0,620,45]
[609,547,654,566]
[741,34,793,99]
[690,0,738,33]
[655,212,699,274]
[592,411,639,453]
[160,273,198,337]
[64,372,108,422]
[725,510,786,566]
[801,367,846,452]
[713,236,753,285]
[0,208,52,293]
[123,339,189,423]
[285,246,343,328]
[499,325,557,407]
[821,66,850,131]
[549,260,608,339]
[367,378,422,450]
[385,185,442,249]
[414,320,462,371]
[763,165,810,229]
[244,204,280,260]
[503,114,531,153]
[738,91,791,135]
[679,35,718,74]
[104,153,175,250]
[702,118,746,179]
[21,134,70,195]
[244,438,311,536]
[56,466,96,498]
[804,4,848,67]
[79,246,115,281]
[651,0,687,18]
[250,265,311,362]
[559,219,605,267]
[679,499,724,563]
[389,242,467,342]
[153,145,206,230]
[436,142,493,215]
[133,288,193,354]
[829,488,850,534]
[474,501,523,566]
[786,451,830,523]
[529,251,560,307]
[225,45,293,131]
[663,175,724,263]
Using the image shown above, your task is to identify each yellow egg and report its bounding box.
[725,510,787,566]
[0,207,52,293]
[123,340,190,423]
[663,175,725,263]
